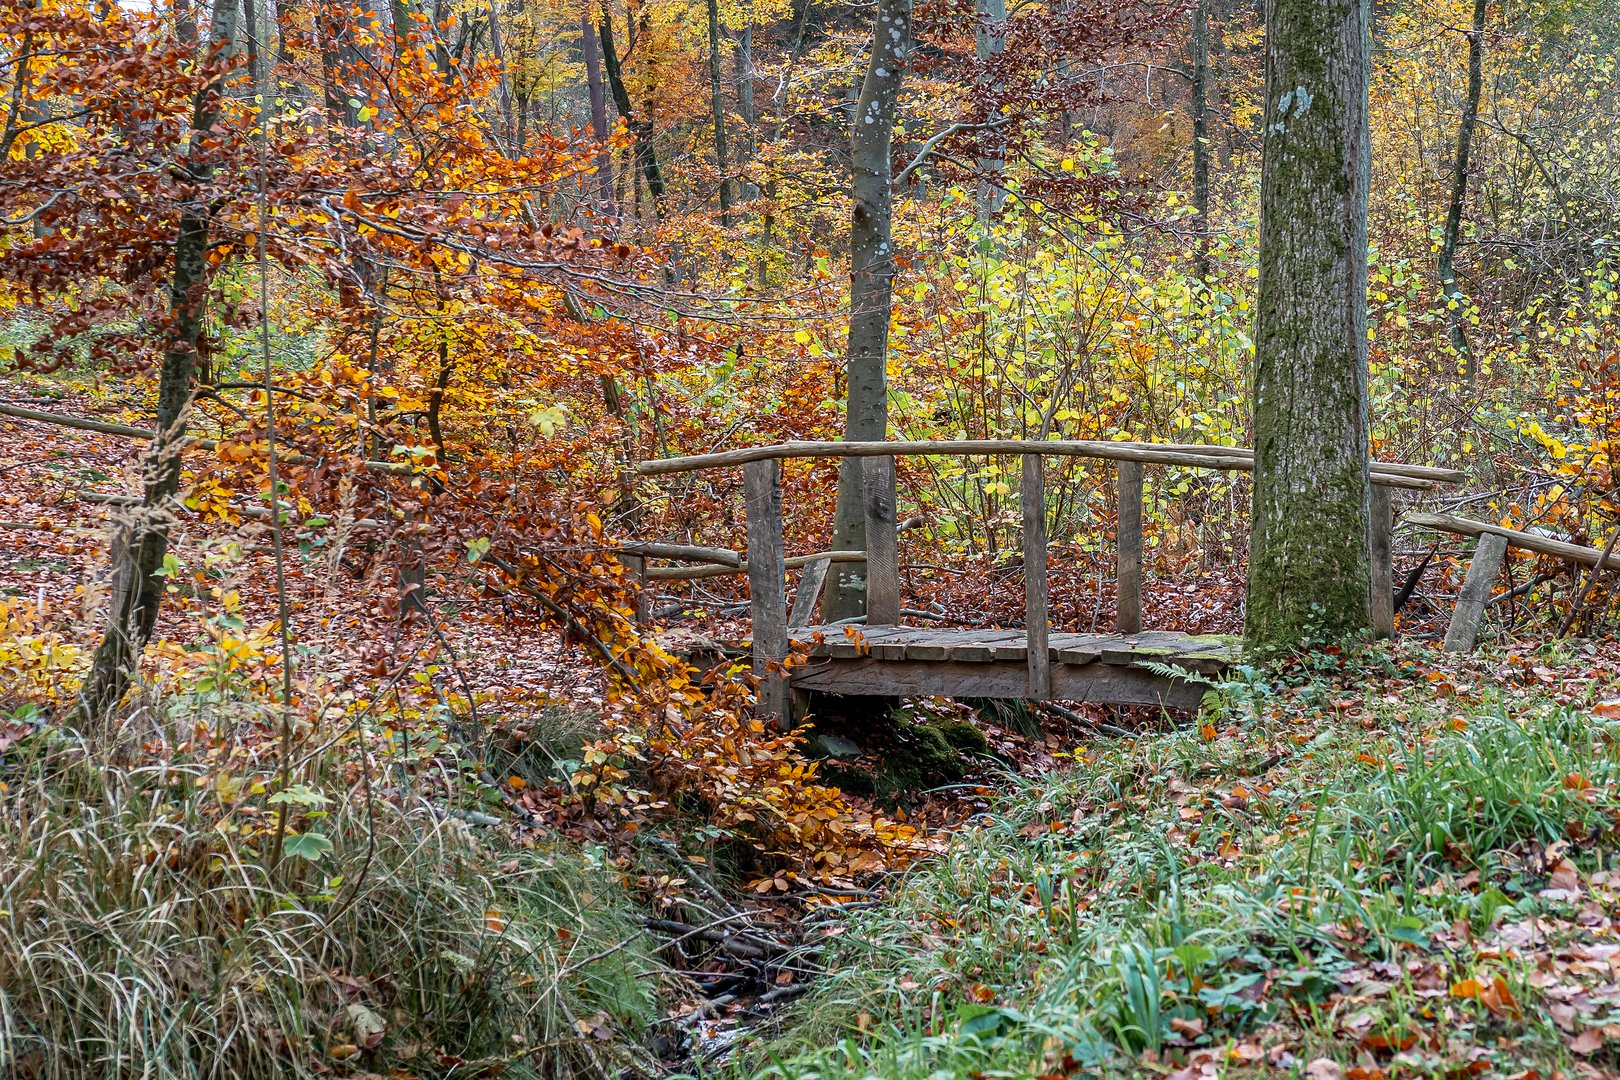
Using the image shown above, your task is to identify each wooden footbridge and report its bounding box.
[633,440,1469,723]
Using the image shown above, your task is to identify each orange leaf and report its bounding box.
[1450,978,1483,1000]
[1480,976,1522,1019]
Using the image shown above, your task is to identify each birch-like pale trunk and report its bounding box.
[823,0,912,621]
[1244,0,1373,652]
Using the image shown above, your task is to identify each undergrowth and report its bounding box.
[730,646,1620,1079]
[0,692,663,1079]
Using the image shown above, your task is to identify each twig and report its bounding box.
[1559,523,1620,638]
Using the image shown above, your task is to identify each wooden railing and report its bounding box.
[636,440,1466,714]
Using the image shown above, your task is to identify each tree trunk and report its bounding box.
[485,0,517,154]
[1244,0,1373,653]
[973,0,1006,215]
[733,23,758,201]
[1190,0,1212,280]
[705,0,732,222]
[1439,0,1485,384]
[823,0,912,621]
[580,16,615,210]
[77,0,240,722]
[598,13,666,216]
[965,0,1004,213]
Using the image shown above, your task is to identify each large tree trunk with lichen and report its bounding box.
[822,0,912,622]
[1244,0,1373,653]
[77,0,239,722]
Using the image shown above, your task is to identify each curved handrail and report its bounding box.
[635,438,1464,489]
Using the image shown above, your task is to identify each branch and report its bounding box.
[894,117,1013,186]
[0,401,414,475]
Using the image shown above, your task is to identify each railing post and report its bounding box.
[1021,453,1050,699]
[788,556,832,627]
[1443,531,1507,653]
[1116,460,1143,634]
[1369,484,1394,638]
[862,455,900,626]
[744,457,790,724]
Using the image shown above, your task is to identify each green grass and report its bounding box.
[724,647,1620,1079]
[0,698,663,1079]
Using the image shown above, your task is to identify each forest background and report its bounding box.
[0,0,1618,1074]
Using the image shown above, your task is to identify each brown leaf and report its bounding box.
[1480,976,1523,1019]
[1169,1017,1205,1039]
[1569,1029,1604,1055]
[1306,1058,1344,1080]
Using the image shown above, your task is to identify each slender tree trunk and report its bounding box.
[824,0,912,621]
[580,16,615,209]
[78,0,240,722]
[973,0,1006,215]
[1439,0,1486,384]
[598,13,666,216]
[733,23,757,201]
[705,0,732,222]
[1190,0,1212,280]
[1244,0,1373,652]
[485,0,517,154]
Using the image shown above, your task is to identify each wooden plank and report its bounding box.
[943,630,1024,662]
[1443,532,1508,653]
[1022,453,1051,699]
[862,455,901,626]
[788,657,1206,710]
[635,439,1465,487]
[743,458,790,725]
[1369,484,1394,638]
[1406,511,1609,569]
[788,556,831,627]
[1051,633,1107,666]
[1116,460,1144,634]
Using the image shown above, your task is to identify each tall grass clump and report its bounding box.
[0,696,662,1079]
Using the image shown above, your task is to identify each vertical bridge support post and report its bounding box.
[1443,531,1508,653]
[862,455,901,626]
[1022,453,1050,699]
[1116,459,1143,634]
[744,457,790,724]
[1369,484,1394,638]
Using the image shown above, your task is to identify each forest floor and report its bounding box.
[740,644,1620,1080]
[6,385,1620,1078]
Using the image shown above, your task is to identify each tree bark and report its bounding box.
[1439,0,1485,384]
[823,0,912,621]
[973,0,1006,215]
[579,16,615,210]
[78,0,240,722]
[733,23,758,202]
[1244,0,1373,653]
[485,0,518,154]
[1190,0,1212,280]
[598,12,665,216]
[705,0,732,222]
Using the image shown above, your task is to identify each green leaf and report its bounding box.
[282,832,334,861]
[268,784,330,807]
